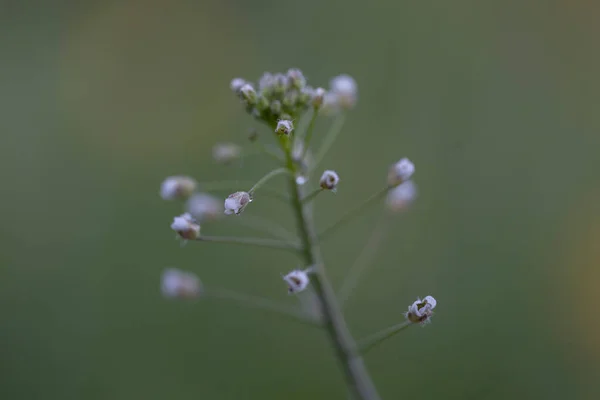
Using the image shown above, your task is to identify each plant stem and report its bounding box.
[301,107,319,160]
[357,321,413,353]
[318,187,390,241]
[302,188,324,204]
[195,235,300,252]
[248,168,290,195]
[283,143,381,400]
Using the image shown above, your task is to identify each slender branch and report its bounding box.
[195,235,300,252]
[228,214,297,242]
[283,139,381,400]
[337,212,389,307]
[301,108,319,160]
[357,321,413,353]
[302,188,324,204]
[248,168,290,195]
[311,113,346,172]
[318,187,390,241]
[198,181,289,202]
[205,287,318,325]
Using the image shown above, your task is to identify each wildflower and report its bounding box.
[171,213,200,240]
[161,268,202,299]
[320,170,340,191]
[405,296,437,325]
[239,83,257,105]
[283,269,310,294]
[330,74,358,109]
[160,176,197,200]
[387,158,415,186]
[224,191,252,215]
[186,193,222,221]
[275,119,294,135]
[212,143,242,164]
[386,181,417,212]
[230,78,246,93]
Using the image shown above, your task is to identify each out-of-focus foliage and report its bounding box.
[1,0,599,399]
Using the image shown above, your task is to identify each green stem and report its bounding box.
[357,321,413,353]
[311,113,346,172]
[301,107,319,160]
[248,168,290,195]
[302,188,324,204]
[205,287,318,325]
[283,141,381,400]
[318,187,390,241]
[195,235,299,252]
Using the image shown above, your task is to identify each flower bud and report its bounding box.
[405,296,437,325]
[256,95,270,111]
[282,90,299,109]
[171,213,200,240]
[275,119,294,135]
[387,158,415,186]
[272,73,288,94]
[270,100,282,115]
[212,143,242,164]
[286,68,306,89]
[312,87,326,108]
[330,74,358,109]
[186,193,222,221]
[224,191,252,215]
[283,269,310,294]
[320,170,340,191]
[161,268,202,299]
[258,72,275,92]
[230,78,246,93]
[386,181,417,212]
[160,176,197,200]
[239,83,257,105]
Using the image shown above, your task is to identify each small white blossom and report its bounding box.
[320,170,340,191]
[386,181,417,212]
[312,87,326,108]
[286,68,306,89]
[405,296,437,324]
[161,268,202,299]
[240,83,257,103]
[160,176,197,200]
[258,72,275,91]
[330,74,358,109]
[387,158,415,186]
[212,143,242,164]
[230,78,246,93]
[171,213,200,240]
[275,119,294,135]
[186,193,222,221]
[283,270,310,294]
[224,191,251,215]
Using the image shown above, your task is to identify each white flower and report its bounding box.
[330,74,357,109]
[387,158,415,186]
[171,213,200,240]
[161,268,202,299]
[312,87,326,108]
[224,191,251,215]
[320,170,340,191]
[186,193,222,221]
[286,68,306,89]
[405,296,437,324]
[283,270,310,294]
[386,181,417,212]
[212,143,242,164]
[275,119,294,135]
[160,176,197,200]
[230,78,246,93]
[240,83,257,103]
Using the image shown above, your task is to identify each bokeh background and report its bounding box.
[1,0,599,399]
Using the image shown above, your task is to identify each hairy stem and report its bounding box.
[283,142,381,400]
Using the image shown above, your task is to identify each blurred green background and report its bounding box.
[1,0,599,399]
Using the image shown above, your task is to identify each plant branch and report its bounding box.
[357,321,413,353]
[318,187,390,241]
[248,168,290,195]
[311,113,346,172]
[302,188,324,204]
[198,181,289,203]
[195,235,300,252]
[301,108,319,160]
[228,214,297,242]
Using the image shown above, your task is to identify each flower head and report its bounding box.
[387,158,415,186]
[275,119,294,135]
[186,193,222,221]
[212,143,242,164]
[239,83,257,105]
[320,170,340,191]
[405,296,437,325]
[386,181,417,212]
[330,74,358,109]
[224,191,252,215]
[161,268,202,299]
[283,269,310,294]
[171,213,200,240]
[160,176,197,200]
